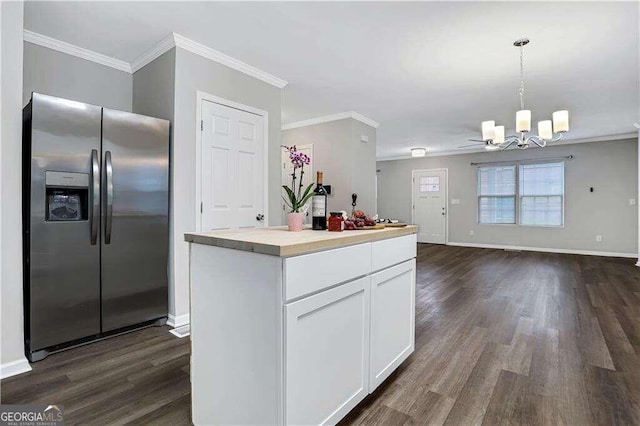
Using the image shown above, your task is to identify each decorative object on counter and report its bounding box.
[344,210,378,230]
[328,212,344,232]
[281,145,314,232]
[287,212,304,232]
[351,193,358,215]
[312,171,328,230]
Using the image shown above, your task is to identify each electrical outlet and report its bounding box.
[630,198,636,206]
[596,235,603,242]
[469,230,474,236]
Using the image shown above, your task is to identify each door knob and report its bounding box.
[256,214,265,221]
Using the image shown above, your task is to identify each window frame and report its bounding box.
[476,161,565,227]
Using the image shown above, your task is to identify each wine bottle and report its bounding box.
[312,171,327,230]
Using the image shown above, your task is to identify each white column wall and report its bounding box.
[1,0,31,379]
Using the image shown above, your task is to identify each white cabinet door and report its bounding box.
[285,277,369,425]
[369,259,416,391]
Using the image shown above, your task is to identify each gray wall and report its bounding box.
[132,48,177,318]
[351,120,377,214]
[282,118,377,215]
[23,42,132,111]
[133,48,175,121]
[1,0,27,371]
[171,47,282,319]
[377,139,638,255]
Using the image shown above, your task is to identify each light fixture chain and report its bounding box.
[519,43,525,110]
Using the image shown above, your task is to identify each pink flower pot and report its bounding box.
[287,212,304,232]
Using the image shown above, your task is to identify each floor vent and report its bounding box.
[169,325,190,338]
[504,248,522,252]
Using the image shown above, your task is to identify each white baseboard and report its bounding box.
[1,358,32,379]
[446,241,637,259]
[167,313,190,328]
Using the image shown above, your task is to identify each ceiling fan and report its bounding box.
[458,139,499,151]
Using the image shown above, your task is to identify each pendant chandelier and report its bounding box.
[472,38,569,151]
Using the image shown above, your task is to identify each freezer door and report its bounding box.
[26,93,102,351]
[101,109,169,332]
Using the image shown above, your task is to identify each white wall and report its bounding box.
[377,139,638,255]
[23,42,132,111]
[282,118,377,215]
[1,0,31,378]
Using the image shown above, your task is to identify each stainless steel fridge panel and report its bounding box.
[101,109,169,332]
[27,93,102,351]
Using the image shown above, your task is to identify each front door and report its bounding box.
[200,100,265,230]
[413,169,447,244]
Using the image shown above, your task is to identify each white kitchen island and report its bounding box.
[185,225,418,425]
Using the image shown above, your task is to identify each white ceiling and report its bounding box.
[25,1,639,158]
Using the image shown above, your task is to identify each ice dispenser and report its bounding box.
[45,171,89,222]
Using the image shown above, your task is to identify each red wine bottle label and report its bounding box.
[312,196,325,217]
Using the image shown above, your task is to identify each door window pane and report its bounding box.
[420,176,440,192]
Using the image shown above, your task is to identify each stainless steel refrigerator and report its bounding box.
[23,93,170,362]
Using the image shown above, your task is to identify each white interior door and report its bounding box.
[413,169,447,244]
[281,144,313,223]
[201,100,265,231]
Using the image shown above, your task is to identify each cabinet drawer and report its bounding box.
[284,243,371,301]
[371,234,417,272]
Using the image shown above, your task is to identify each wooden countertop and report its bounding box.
[184,225,418,257]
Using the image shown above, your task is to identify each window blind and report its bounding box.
[519,162,564,226]
[477,165,516,224]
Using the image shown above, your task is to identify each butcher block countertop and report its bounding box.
[184,225,418,257]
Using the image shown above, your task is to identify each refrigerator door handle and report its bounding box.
[105,150,114,244]
[90,149,100,245]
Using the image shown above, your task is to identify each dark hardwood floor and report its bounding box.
[3,244,640,425]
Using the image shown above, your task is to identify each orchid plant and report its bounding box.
[282,145,313,213]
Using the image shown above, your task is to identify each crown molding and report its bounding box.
[23,30,288,89]
[282,111,379,131]
[23,30,131,73]
[377,132,639,161]
[130,33,176,73]
[172,33,287,88]
[349,111,380,129]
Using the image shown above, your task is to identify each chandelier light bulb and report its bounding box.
[516,110,531,132]
[538,120,553,140]
[553,110,569,133]
[492,126,505,144]
[481,120,495,141]
[411,147,426,157]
